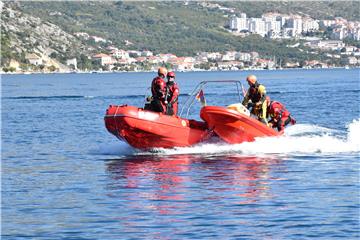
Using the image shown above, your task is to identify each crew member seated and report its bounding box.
[165,71,179,115]
[266,96,296,133]
[242,74,268,125]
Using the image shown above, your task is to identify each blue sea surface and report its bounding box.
[2,69,360,239]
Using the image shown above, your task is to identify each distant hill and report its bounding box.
[221,1,360,21]
[1,1,359,68]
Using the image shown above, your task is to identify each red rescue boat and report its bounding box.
[200,105,280,144]
[104,105,211,149]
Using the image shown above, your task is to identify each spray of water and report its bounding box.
[97,141,136,156]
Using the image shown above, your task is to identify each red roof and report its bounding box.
[93,53,110,58]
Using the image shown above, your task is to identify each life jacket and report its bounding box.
[268,101,290,120]
[166,82,179,104]
[248,82,265,104]
[151,76,166,99]
[165,81,179,115]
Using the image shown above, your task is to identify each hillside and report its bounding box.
[1,1,359,69]
[13,1,234,56]
[1,2,93,70]
[221,1,359,21]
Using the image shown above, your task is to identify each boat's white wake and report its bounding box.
[99,119,360,157]
[97,141,136,156]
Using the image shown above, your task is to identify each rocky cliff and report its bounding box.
[1,2,92,71]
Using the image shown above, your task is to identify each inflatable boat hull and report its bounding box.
[105,105,211,149]
[200,106,280,144]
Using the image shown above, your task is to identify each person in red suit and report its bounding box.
[150,67,168,113]
[165,71,180,115]
[266,96,296,133]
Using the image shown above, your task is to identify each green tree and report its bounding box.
[50,52,58,59]
[344,37,360,48]
[77,54,93,70]
[48,65,57,72]
[39,64,45,71]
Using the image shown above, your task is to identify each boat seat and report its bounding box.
[227,103,250,116]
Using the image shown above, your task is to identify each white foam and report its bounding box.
[284,123,340,136]
[156,119,360,156]
[347,119,360,146]
[96,141,135,156]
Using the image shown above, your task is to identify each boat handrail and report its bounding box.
[144,87,151,104]
[180,80,245,118]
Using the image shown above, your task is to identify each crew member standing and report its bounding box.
[165,71,179,115]
[150,67,167,113]
[242,74,268,125]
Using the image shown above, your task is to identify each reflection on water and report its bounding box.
[106,154,283,216]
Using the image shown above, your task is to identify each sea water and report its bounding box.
[2,69,360,239]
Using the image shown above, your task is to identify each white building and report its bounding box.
[331,28,348,40]
[347,57,358,65]
[92,54,114,66]
[25,53,43,65]
[195,55,208,63]
[262,15,278,22]
[302,18,319,32]
[265,20,281,34]
[334,17,348,26]
[319,20,336,28]
[147,56,161,64]
[141,51,153,57]
[128,50,142,57]
[228,15,248,32]
[316,40,345,51]
[276,16,289,27]
[344,46,357,52]
[287,17,303,36]
[204,52,222,61]
[66,58,77,69]
[117,57,137,65]
[222,51,236,61]
[158,53,177,62]
[235,52,251,61]
[74,32,90,39]
[111,49,130,59]
[248,18,266,36]
[237,18,248,31]
[351,29,360,41]
[250,51,259,60]
[90,36,107,43]
[229,15,237,30]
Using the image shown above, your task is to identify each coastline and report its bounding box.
[1,66,357,75]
